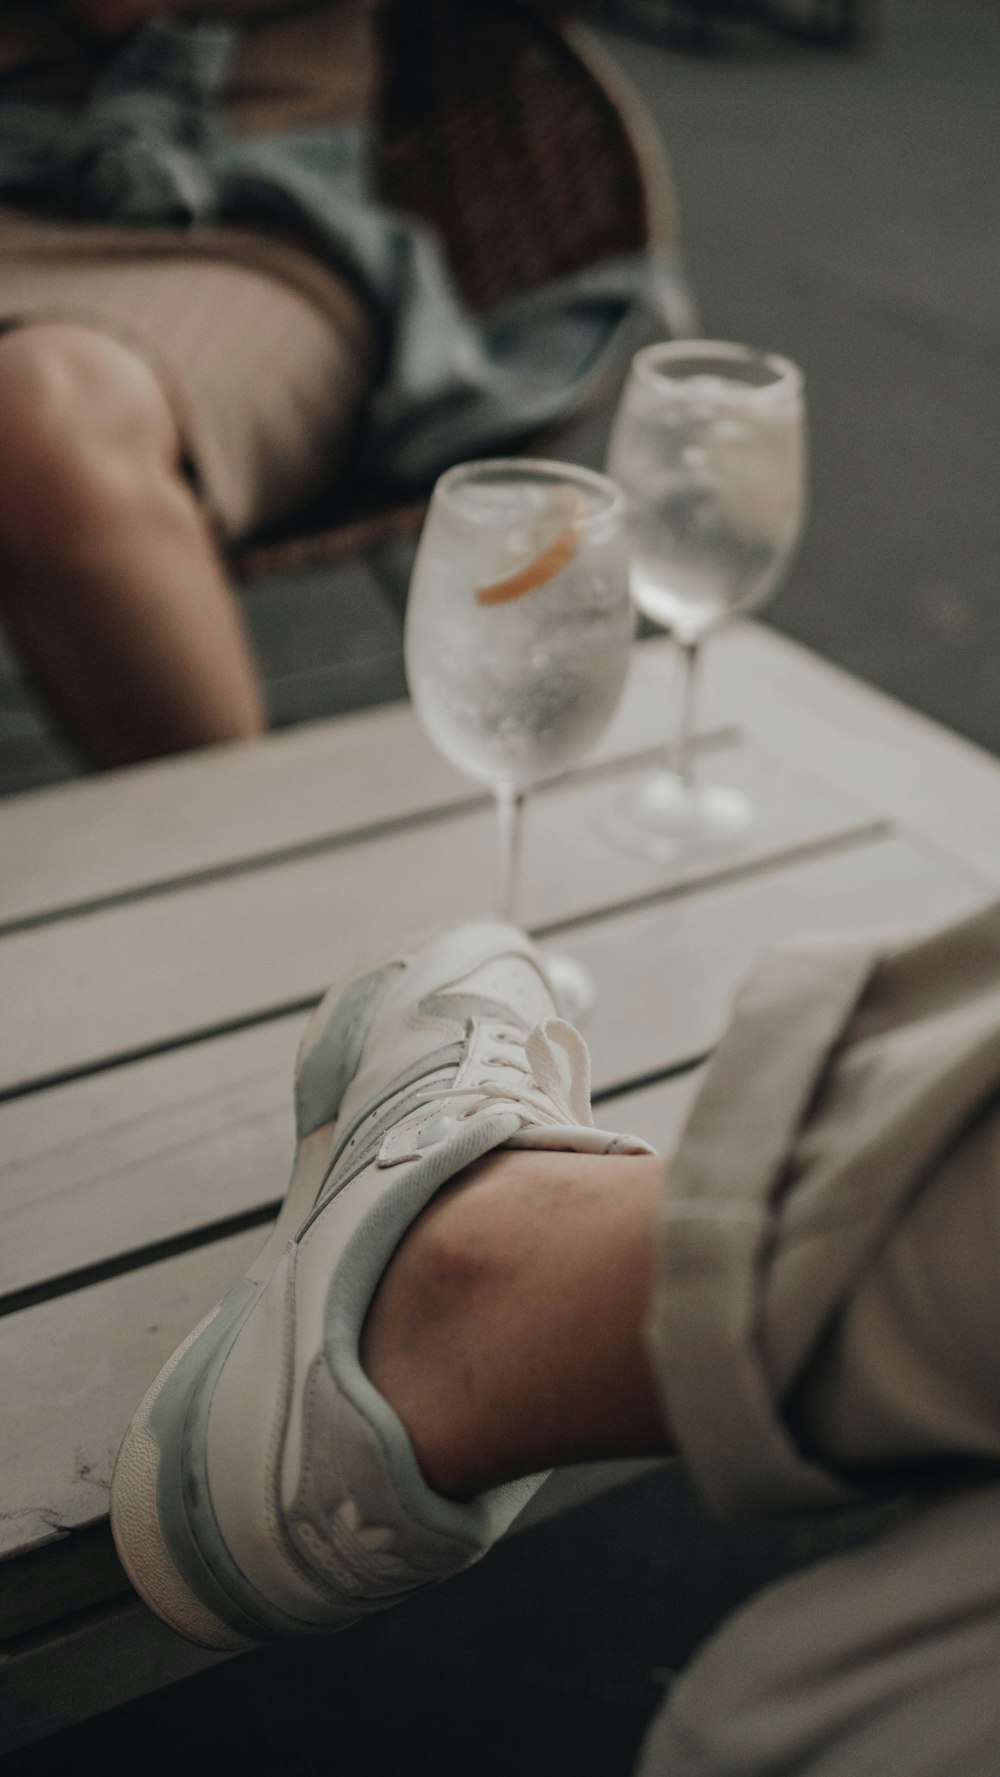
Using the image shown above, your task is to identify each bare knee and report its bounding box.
[0,323,184,564]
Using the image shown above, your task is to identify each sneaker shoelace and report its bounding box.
[428,1017,594,1132]
[317,1016,596,1211]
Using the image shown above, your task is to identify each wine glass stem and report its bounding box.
[495,785,525,925]
[672,638,701,793]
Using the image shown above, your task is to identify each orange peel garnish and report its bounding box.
[475,489,584,606]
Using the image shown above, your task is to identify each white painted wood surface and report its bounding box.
[5,624,998,930]
[0,832,982,1300]
[712,626,1000,888]
[0,646,688,930]
[0,733,876,1098]
[1,621,998,1750]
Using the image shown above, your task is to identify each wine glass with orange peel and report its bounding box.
[404,459,633,1021]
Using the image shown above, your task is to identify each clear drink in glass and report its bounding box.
[606,341,806,856]
[405,459,633,1018]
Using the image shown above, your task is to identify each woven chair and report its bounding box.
[237,0,689,580]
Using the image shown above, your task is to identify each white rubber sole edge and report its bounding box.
[110,1104,344,1650]
[110,1302,258,1653]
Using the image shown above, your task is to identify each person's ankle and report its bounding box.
[360,1147,669,1499]
[360,1149,523,1497]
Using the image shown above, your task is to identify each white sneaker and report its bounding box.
[111,922,653,1650]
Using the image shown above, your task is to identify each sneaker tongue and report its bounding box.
[524,1018,594,1127]
[519,1019,657,1158]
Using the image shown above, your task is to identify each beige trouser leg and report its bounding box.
[640,900,1000,1776]
[640,1484,1000,1777]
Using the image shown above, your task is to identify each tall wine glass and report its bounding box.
[605,341,806,858]
[404,458,632,1020]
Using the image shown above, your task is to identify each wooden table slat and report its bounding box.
[5,623,1000,925]
[601,1068,706,1154]
[0,647,689,931]
[0,830,985,1303]
[0,728,878,1101]
[713,625,1000,888]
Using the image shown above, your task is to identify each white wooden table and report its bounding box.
[2,625,999,1750]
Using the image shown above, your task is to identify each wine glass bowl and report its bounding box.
[605,340,806,857]
[404,458,633,1019]
[407,460,631,794]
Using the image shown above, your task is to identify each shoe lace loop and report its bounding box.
[438,1017,593,1130]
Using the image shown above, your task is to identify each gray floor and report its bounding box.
[1,0,997,797]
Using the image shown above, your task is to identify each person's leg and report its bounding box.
[356,907,1000,1777]
[366,1144,1000,1777]
[631,903,1000,1775]
[634,1480,1000,1777]
[111,905,1000,1771]
[362,1145,672,1499]
[110,922,668,1650]
[0,322,265,765]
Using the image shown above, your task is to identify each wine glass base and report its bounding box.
[600,770,754,864]
[541,950,595,1026]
